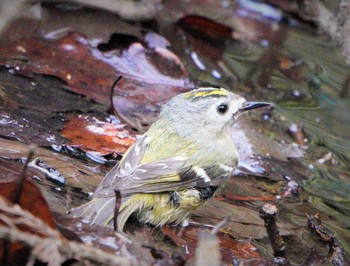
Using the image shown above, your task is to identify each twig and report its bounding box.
[0,196,132,265]
[14,145,36,204]
[110,75,123,114]
[259,203,288,264]
[0,197,58,238]
[113,189,122,232]
[307,214,345,266]
[340,76,350,98]
[0,225,132,266]
[4,145,35,266]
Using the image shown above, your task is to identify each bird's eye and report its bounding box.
[217,103,228,114]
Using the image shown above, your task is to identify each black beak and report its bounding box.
[239,101,271,112]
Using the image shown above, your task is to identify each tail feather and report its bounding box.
[71,197,115,227]
[71,196,139,231]
[117,196,140,231]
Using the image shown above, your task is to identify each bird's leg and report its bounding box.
[175,219,189,236]
[188,220,215,229]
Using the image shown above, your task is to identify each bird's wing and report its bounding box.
[95,156,234,197]
[94,135,149,196]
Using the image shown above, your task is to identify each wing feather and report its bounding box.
[94,135,149,196]
[95,160,234,197]
[93,128,236,198]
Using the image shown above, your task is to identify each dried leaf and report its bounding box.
[0,158,56,229]
[0,32,117,104]
[112,42,194,132]
[162,226,260,265]
[0,30,193,132]
[61,115,136,155]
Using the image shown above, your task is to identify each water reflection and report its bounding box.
[172,13,350,255]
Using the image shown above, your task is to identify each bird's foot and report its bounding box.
[188,220,215,229]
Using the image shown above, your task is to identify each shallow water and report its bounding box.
[1,1,349,264]
[237,25,350,253]
[160,6,350,256]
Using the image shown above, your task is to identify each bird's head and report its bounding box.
[160,87,270,136]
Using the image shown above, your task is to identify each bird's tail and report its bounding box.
[70,195,140,231]
[70,197,116,227]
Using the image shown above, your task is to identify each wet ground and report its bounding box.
[0,1,349,265]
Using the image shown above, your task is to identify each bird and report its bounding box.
[71,87,270,231]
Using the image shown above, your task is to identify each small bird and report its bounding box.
[71,87,270,231]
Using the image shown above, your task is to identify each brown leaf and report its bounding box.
[160,0,286,44]
[0,159,58,265]
[161,226,260,264]
[112,41,194,132]
[0,32,117,104]
[178,15,232,41]
[0,31,193,132]
[0,108,67,146]
[61,115,136,155]
[0,158,56,229]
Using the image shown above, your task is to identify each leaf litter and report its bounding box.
[0,0,349,265]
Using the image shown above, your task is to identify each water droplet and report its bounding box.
[32,175,42,182]
[211,69,221,79]
[221,0,230,8]
[191,52,206,71]
[289,123,299,133]
[75,222,82,230]
[46,134,56,142]
[262,113,271,121]
[284,175,292,181]
[293,90,301,97]
[261,40,269,47]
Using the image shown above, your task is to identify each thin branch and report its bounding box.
[259,203,288,265]
[307,214,345,266]
[0,225,132,266]
[113,189,122,232]
[0,197,59,238]
[0,196,133,265]
[14,145,36,204]
[110,75,123,114]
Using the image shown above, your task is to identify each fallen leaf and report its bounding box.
[161,226,261,264]
[0,30,193,132]
[160,0,286,43]
[0,158,56,229]
[0,32,118,104]
[61,115,136,155]
[112,41,194,132]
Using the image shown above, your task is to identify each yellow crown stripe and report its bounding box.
[185,88,228,99]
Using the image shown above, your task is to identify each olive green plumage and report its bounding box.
[71,87,269,231]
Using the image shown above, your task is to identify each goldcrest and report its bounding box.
[71,87,270,231]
